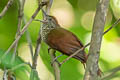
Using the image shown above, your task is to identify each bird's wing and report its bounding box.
[46,28,83,54]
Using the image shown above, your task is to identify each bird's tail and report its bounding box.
[73,50,87,68]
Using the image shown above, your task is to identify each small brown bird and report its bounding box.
[40,10,87,66]
[38,10,102,76]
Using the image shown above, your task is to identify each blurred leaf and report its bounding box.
[0,0,18,50]
[0,49,30,80]
[67,0,97,10]
[67,0,78,9]
[30,69,40,80]
[110,0,120,19]
[60,58,84,80]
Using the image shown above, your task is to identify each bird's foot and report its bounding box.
[51,54,63,67]
[52,54,63,62]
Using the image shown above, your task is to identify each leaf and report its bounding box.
[0,49,30,80]
[67,0,97,10]
[110,0,120,19]
[67,0,78,9]
[30,69,40,80]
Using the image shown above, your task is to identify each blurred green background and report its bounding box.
[0,0,120,80]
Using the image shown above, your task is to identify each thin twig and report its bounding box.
[11,0,25,63]
[26,30,34,60]
[0,0,14,19]
[17,0,25,34]
[30,31,41,80]
[49,49,60,80]
[1,2,47,61]
[8,63,26,71]
[100,66,120,80]
[24,16,34,61]
[30,1,48,79]
[11,43,18,63]
[103,18,120,35]
[46,0,53,14]
[32,34,41,69]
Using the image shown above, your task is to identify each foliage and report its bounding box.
[0,50,30,80]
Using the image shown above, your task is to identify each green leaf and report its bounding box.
[0,49,30,80]
[30,69,40,80]
[67,0,78,9]
[110,0,120,19]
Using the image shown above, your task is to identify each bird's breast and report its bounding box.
[41,25,56,42]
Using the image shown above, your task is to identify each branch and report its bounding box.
[17,0,25,34]
[0,0,14,19]
[32,34,41,69]
[84,0,110,80]
[49,49,60,80]
[30,27,41,80]
[103,18,120,35]
[23,16,34,62]
[0,2,46,61]
[8,63,27,71]
[37,0,41,5]
[25,30,34,60]
[29,1,48,80]
[100,66,120,80]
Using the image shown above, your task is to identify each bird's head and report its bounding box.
[42,10,59,27]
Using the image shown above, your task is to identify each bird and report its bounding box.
[37,9,102,76]
[39,10,88,67]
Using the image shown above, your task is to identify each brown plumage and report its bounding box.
[46,28,87,63]
[40,11,87,65]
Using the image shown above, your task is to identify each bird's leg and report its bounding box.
[51,54,63,63]
[48,47,63,67]
[51,54,63,67]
